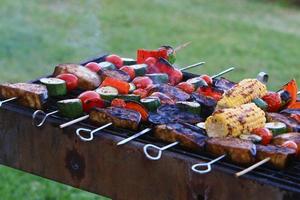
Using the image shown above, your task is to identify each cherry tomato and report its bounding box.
[82,97,105,112]
[282,140,299,155]
[78,91,100,112]
[145,57,159,73]
[120,66,135,80]
[56,73,78,91]
[251,128,273,145]
[176,82,195,94]
[105,54,123,68]
[262,92,282,112]
[169,69,183,86]
[144,57,157,67]
[133,88,148,99]
[85,62,101,72]
[200,74,213,85]
[132,76,153,89]
[111,98,126,108]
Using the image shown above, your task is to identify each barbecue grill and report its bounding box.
[0,55,299,200]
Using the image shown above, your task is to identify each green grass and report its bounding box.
[0,0,299,199]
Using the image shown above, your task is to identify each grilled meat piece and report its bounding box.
[266,112,300,132]
[53,64,101,90]
[156,104,203,124]
[0,83,48,109]
[148,84,190,102]
[272,132,300,159]
[256,145,296,169]
[89,107,141,130]
[213,77,236,92]
[191,93,217,119]
[154,123,207,151]
[206,137,256,165]
[99,69,130,82]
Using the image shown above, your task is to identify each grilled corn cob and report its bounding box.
[205,103,266,137]
[217,79,267,109]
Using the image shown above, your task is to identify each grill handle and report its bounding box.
[191,154,226,174]
[32,110,59,127]
[143,142,179,161]
[75,123,112,142]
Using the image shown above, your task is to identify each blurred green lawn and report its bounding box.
[0,0,299,199]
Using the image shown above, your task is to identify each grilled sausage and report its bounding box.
[53,64,101,90]
[0,83,48,109]
[154,123,207,151]
[206,137,256,165]
[256,145,296,169]
[148,84,190,102]
[89,107,141,130]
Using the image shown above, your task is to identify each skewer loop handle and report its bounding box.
[76,123,112,142]
[143,142,179,161]
[32,110,59,127]
[191,154,226,174]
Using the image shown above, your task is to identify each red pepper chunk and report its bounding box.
[137,49,168,64]
[197,86,223,101]
[125,101,149,121]
[262,92,282,112]
[281,79,298,108]
[111,98,126,108]
[100,77,130,94]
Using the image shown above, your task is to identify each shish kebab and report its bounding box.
[0,43,189,109]
[142,77,300,174]
[32,60,205,129]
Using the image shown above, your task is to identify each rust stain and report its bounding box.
[65,148,85,181]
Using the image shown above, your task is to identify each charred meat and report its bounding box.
[89,107,141,130]
[256,145,296,169]
[154,123,207,151]
[53,64,101,90]
[0,83,48,109]
[206,137,256,165]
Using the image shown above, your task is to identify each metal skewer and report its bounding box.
[117,67,235,146]
[0,97,18,107]
[235,157,271,177]
[191,154,226,174]
[180,62,205,71]
[143,141,180,160]
[32,110,59,127]
[76,122,113,142]
[174,42,191,53]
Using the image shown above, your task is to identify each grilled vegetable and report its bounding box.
[278,90,291,108]
[136,49,168,64]
[176,82,195,94]
[125,101,149,121]
[121,57,136,65]
[146,73,169,84]
[98,61,116,71]
[100,69,131,82]
[53,64,101,90]
[96,86,118,101]
[90,107,141,130]
[265,122,287,136]
[145,57,159,73]
[239,134,262,144]
[150,92,175,104]
[159,45,176,64]
[100,77,130,94]
[262,92,282,112]
[85,62,101,73]
[111,98,126,108]
[272,133,300,156]
[187,77,208,88]
[213,77,236,92]
[132,76,153,89]
[154,123,207,151]
[0,83,48,109]
[118,94,140,102]
[105,54,123,68]
[200,74,213,85]
[191,93,217,119]
[169,69,183,86]
[251,128,273,145]
[281,79,298,108]
[252,98,268,111]
[217,79,267,109]
[40,78,67,96]
[120,66,135,80]
[140,97,161,111]
[266,112,300,132]
[78,91,103,112]
[197,86,223,101]
[57,99,83,118]
[129,83,136,93]
[206,137,257,165]
[281,141,299,155]
[205,103,266,137]
[56,73,79,91]
[131,64,147,76]
[148,84,190,102]
[176,101,201,115]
